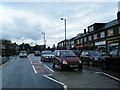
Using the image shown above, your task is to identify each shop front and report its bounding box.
[107,38,120,53]
[84,42,95,50]
[95,40,106,54]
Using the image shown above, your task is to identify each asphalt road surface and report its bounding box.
[1,54,120,90]
[1,54,63,89]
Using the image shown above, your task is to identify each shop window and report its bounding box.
[118,27,120,34]
[100,32,105,38]
[108,29,113,36]
[88,36,92,41]
[94,34,97,40]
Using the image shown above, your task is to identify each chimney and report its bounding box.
[117,1,120,19]
[84,29,86,34]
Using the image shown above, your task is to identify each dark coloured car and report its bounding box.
[41,50,55,61]
[100,49,120,70]
[80,50,102,66]
[72,50,81,58]
[34,51,41,56]
[51,50,83,70]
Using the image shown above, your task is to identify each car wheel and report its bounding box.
[101,61,107,69]
[89,61,93,66]
[78,65,82,70]
[41,58,43,61]
[59,64,63,70]
[53,63,55,69]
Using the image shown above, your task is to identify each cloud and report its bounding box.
[1,2,118,46]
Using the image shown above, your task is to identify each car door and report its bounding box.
[107,49,119,68]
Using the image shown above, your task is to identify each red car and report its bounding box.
[52,50,83,70]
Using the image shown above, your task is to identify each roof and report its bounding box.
[101,19,120,30]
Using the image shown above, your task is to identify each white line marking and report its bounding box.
[32,65,37,73]
[44,65,54,72]
[43,74,67,90]
[101,72,120,82]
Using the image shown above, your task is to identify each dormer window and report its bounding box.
[89,26,94,32]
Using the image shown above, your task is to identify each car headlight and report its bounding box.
[94,58,98,60]
[79,60,82,64]
[62,60,68,65]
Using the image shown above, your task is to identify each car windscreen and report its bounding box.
[60,51,76,57]
[42,51,53,54]
[35,51,40,53]
[89,51,101,56]
[109,49,118,56]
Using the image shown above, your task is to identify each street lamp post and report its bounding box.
[22,39,25,49]
[61,18,67,49]
[42,32,46,49]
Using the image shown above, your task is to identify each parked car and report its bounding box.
[41,50,55,61]
[34,51,41,56]
[80,50,102,66]
[100,49,120,70]
[19,51,27,58]
[51,50,83,70]
[72,50,81,58]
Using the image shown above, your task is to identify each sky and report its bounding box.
[0,1,119,47]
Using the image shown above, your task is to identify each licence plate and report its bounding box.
[70,65,78,67]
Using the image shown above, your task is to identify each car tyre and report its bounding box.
[59,64,64,70]
[89,61,93,66]
[53,63,55,69]
[101,61,107,69]
[78,65,82,71]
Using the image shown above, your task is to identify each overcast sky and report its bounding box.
[0,1,119,47]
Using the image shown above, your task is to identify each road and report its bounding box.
[1,54,120,89]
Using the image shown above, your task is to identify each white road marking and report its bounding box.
[32,65,37,73]
[44,65,54,72]
[101,72,120,82]
[95,71,120,82]
[43,74,67,90]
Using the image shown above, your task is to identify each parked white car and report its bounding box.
[19,51,27,58]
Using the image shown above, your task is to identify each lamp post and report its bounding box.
[42,32,46,49]
[61,18,67,49]
[22,38,25,49]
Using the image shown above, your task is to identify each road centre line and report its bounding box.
[43,74,67,90]
[44,65,54,72]
[32,65,37,73]
[28,56,37,73]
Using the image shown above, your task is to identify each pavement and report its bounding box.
[0,56,15,65]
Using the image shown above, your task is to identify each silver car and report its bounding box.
[41,50,55,61]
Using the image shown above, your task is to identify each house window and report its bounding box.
[118,27,120,34]
[80,38,83,44]
[84,37,87,42]
[77,40,79,44]
[88,36,92,41]
[94,34,97,40]
[100,32,105,38]
[89,26,94,32]
[108,29,113,36]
